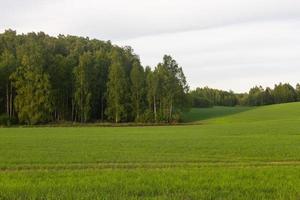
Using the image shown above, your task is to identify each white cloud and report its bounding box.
[1,0,300,40]
[117,19,300,92]
[0,0,299,92]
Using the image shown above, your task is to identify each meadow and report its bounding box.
[1,103,300,199]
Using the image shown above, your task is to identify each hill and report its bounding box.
[183,102,300,124]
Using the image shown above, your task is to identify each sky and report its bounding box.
[1,0,300,92]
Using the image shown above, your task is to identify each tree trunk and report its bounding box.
[6,83,9,116]
[169,100,173,123]
[101,96,104,122]
[153,95,157,122]
[80,89,83,123]
[66,91,69,121]
[74,107,77,122]
[136,93,139,121]
[9,83,13,118]
[115,111,118,123]
[71,98,74,122]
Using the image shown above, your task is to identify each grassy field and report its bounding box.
[1,103,300,199]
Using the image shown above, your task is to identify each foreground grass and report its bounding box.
[1,103,300,199]
[1,166,300,200]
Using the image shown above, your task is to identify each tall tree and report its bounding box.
[106,51,127,123]
[130,60,145,121]
[296,84,300,101]
[262,87,274,105]
[248,86,264,106]
[0,50,16,118]
[91,50,110,121]
[146,69,159,122]
[273,83,297,104]
[73,52,93,123]
[155,55,189,122]
[10,54,52,124]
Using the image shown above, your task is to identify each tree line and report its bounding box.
[190,83,300,108]
[0,30,189,125]
[243,83,300,106]
[190,87,237,107]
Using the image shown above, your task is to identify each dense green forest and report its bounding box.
[0,30,189,125]
[190,83,300,108]
[1,30,299,125]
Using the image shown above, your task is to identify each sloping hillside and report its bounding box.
[183,102,300,124]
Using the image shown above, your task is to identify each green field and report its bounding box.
[1,103,300,199]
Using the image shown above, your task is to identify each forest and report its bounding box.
[190,83,300,108]
[1,30,299,125]
[0,30,189,125]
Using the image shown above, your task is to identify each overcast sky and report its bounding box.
[1,0,300,92]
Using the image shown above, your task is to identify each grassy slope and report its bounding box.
[183,102,300,124]
[1,103,300,199]
[182,106,253,123]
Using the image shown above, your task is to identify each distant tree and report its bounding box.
[192,96,213,108]
[236,93,248,106]
[262,87,274,105]
[273,83,297,104]
[190,87,237,107]
[247,86,264,106]
[222,90,237,106]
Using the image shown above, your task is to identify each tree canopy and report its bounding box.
[190,83,300,108]
[0,30,189,125]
